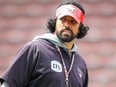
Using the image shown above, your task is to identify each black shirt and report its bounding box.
[0,39,88,87]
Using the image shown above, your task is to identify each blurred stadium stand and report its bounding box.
[0,0,116,87]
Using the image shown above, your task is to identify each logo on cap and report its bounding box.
[67,7,76,12]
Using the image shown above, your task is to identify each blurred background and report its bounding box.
[0,0,116,87]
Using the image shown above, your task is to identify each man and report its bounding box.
[0,1,89,87]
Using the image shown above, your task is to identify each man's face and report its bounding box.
[55,16,80,42]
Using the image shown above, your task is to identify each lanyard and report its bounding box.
[55,45,75,87]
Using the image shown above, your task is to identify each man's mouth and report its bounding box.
[62,29,72,35]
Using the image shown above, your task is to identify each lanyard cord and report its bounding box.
[55,45,75,87]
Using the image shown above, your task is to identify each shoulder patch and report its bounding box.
[78,67,83,79]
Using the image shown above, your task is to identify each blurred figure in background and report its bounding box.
[0,1,89,87]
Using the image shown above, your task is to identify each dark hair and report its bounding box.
[47,1,89,39]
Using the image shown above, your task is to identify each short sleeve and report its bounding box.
[83,69,89,87]
[0,41,40,87]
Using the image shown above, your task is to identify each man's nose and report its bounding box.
[64,21,70,27]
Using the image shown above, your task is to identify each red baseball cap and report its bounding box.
[56,5,84,23]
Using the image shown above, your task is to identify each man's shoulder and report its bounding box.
[31,38,52,46]
[75,52,87,64]
[24,38,53,50]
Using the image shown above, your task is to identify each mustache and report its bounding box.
[61,27,72,33]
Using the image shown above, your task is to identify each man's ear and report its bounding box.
[77,23,89,39]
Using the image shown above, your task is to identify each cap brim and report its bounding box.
[57,12,81,23]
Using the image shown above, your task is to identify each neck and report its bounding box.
[63,40,75,51]
[53,33,75,51]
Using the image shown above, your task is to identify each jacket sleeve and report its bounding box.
[0,41,40,87]
[83,69,89,87]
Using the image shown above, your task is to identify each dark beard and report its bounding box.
[56,28,76,42]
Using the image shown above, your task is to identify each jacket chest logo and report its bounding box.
[51,60,62,72]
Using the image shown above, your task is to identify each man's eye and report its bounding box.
[71,20,77,24]
[61,18,66,22]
